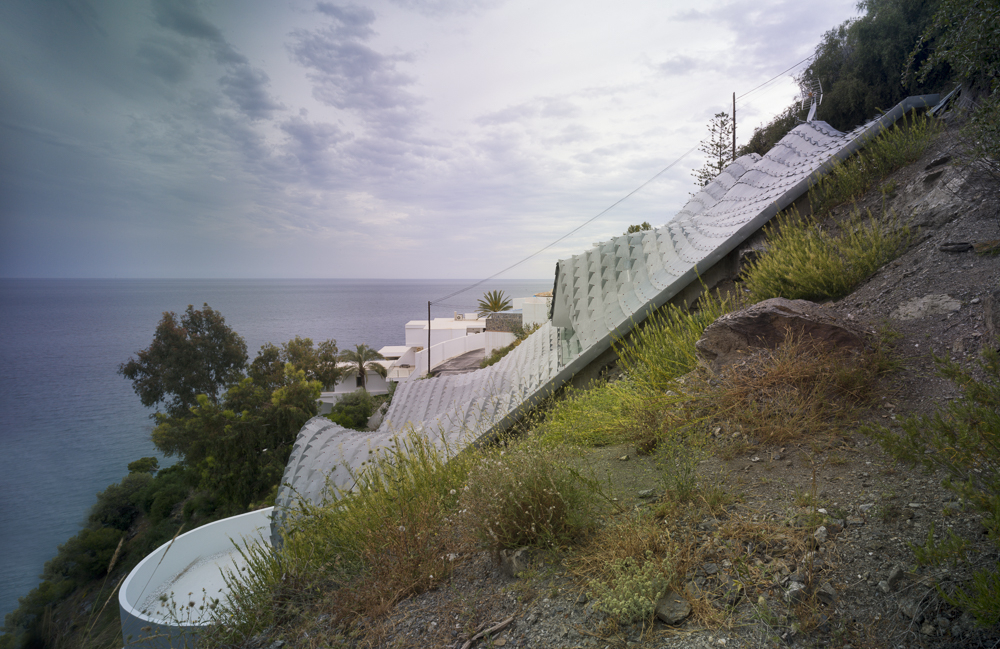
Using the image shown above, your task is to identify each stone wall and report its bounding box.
[486,312,523,333]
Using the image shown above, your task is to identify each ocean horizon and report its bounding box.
[0,277,552,621]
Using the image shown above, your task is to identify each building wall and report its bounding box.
[485,312,522,333]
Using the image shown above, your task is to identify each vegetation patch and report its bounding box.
[869,342,1000,626]
[743,209,912,303]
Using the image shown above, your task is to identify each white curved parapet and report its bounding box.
[119,508,273,648]
[273,97,939,539]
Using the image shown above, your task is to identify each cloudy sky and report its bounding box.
[0,0,860,279]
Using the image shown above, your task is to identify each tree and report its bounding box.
[339,344,387,391]
[805,0,943,131]
[476,290,513,317]
[692,112,734,187]
[250,337,342,392]
[118,304,247,419]
[910,0,1000,163]
[624,222,652,235]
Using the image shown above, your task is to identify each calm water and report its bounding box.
[0,278,551,621]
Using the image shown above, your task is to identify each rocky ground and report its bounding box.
[277,125,1000,649]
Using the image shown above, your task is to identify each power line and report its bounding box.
[736,55,813,102]
[433,53,818,306]
[432,145,698,305]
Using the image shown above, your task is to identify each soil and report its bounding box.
[278,124,1000,649]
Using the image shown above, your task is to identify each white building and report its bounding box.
[512,291,553,327]
[316,360,393,413]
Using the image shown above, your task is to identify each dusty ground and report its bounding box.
[289,125,1000,649]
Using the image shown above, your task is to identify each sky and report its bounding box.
[0,0,862,280]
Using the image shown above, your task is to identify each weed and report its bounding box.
[809,110,941,213]
[459,435,599,551]
[615,292,731,395]
[275,429,472,624]
[869,341,1000,625]
[742,208,912,303]
[692,332,891,445]
[589,551,675,624]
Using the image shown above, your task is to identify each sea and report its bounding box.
[0,278,552,622]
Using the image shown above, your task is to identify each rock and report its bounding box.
[784,581,807,604]
[920,622,936,636]
[892,294,961,320]
[638,488,655,498]
[813,526,828,545]
[685,581,705,599]
[703,562,719,575]
[878,580,891,594]
[816,581,838,605]
[846,516,864,526]
[887,565,904,590]
[499,548,533,577]
[655,591,692,624]
[859,503,875,513]
[899,598,923,623]
[694,298,867,373]
[619,455,630,461]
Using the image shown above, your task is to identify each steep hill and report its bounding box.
[265,119,1000,649]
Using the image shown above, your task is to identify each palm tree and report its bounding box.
[339,344,387,391]
[476,290,513,317]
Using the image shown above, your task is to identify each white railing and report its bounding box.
[412,332,510,377]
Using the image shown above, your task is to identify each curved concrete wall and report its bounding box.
[272,96,939,542]
[119,507,273,648]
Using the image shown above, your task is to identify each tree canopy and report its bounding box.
[118,304,248,419]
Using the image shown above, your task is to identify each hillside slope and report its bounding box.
[286,123,1000,649]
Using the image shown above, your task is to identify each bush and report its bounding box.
[325,389,374,430]
[810,111,940,213]
[869,342,1000,625]
[88,472,153,531]
[460,436,598,550]
[278,430,471,621]
[589,551,675,624]
[743,209,911,303]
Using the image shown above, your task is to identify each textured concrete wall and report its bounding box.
[271,97,939,543]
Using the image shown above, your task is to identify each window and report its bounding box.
[355,373,364,388]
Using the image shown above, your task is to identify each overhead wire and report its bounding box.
[431,144,698,305]
[431,53,819,306]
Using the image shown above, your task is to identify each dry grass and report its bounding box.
[690,333,893,446]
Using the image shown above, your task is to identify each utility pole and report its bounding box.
[427,300,431,376]
[732,91,736,161]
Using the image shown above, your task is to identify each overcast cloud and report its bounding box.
[0,0,860,279]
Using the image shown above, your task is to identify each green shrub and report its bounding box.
[810,111,940,213]
[325,389,375,430]
[481,342,516,368]
[615,293,730,395]
[869,342,1000,625]
[278,430,471,618]
[88,472,153,531]
[743,209,911,302]
[589,550,675,623]
[460,436,598,550]
[535,382,628,447]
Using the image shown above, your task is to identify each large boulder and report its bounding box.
[695,298,867,373]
